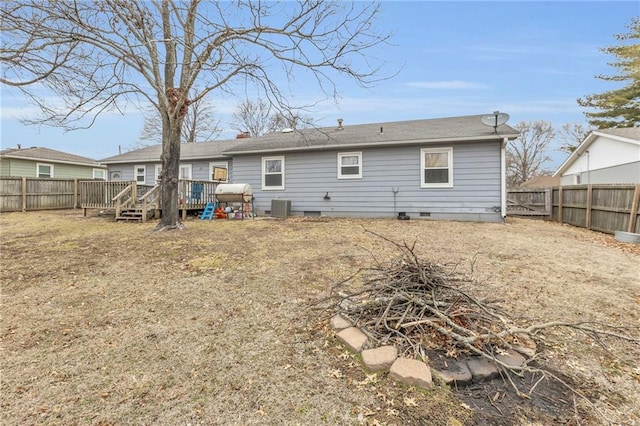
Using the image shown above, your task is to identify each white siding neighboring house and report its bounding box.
[553,128,640,185]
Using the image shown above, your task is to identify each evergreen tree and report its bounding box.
[578,18,640,128]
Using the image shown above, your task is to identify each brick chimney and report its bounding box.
[236,131,250,139]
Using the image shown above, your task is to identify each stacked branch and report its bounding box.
[314,231,640,423]
[329,235,522,361]
[321,231,638,369]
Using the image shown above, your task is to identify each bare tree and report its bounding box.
[557,122,590,155]
[231,98,314,137]
[1,1,389,229]
[137,95,221,149]
[506,121,555,187]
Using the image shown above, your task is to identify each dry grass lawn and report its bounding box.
[1,210,639,425]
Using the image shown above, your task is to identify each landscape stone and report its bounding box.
[464,357,499,381]
[361,345,398,372]
[389,358,433,389]
[330,314,352,330]
[511,344,536,359]
[336,327,368,352]
[496,349,527,368]
[431,359,473,386]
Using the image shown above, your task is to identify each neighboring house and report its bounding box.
[0,146,107,179]
[553,128,640,185]
[100,139,246,184]
[100,114,519,222]
[519,175,560,188]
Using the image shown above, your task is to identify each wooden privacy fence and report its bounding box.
[508,184,640,235]
[0,177,81,212]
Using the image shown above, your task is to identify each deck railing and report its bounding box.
[139,184,161,222]
[178,179,220,210]
[81,180,132,209]
[78,179,219,218]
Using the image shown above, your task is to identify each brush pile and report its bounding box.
[329,234,528,361]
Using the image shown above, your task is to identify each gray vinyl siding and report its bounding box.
[231,141,503,222]
[106,159,233,183]
[560,161,640,185]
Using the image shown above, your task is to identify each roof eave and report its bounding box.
[224,133,519,155]
[0,154,104,168]
[553,131,598,177]
[101,153,232,164]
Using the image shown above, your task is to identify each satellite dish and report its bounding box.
[480,111,510,133]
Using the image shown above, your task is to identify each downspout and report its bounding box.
[501,138,507,220]
[586,150,590,185]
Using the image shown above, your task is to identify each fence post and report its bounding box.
[557,186,563,224]
[628,184,640,233]
[74,179,79,209]
[545,188,552,219]
[585,184,593,230]
[21,177,27,212]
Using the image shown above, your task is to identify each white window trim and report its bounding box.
[262,156,285,190]
[337,152,362,179]
[209,161,229,182]
[92,168,106,180]
[37,163,54,178]
[154,164,162,184]
[179,163,193,180]
[134,164,146,185]
[420,147,453,188]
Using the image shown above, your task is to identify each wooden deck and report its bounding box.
[79,180,221,222]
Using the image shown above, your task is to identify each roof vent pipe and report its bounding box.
[380,127,383,134]
[337,118,343,130]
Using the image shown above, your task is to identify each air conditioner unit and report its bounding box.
[271,199,291,218]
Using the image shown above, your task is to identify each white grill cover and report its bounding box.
[215,183,253,202]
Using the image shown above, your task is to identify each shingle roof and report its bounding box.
[224,114,519,154]
[100,139,247,163]
[100,114,519,163]
[596,127,640,141]
[0,146,103,166]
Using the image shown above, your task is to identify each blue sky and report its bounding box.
[1,1,638,169]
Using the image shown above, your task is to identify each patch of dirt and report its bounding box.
[1,211,639,425]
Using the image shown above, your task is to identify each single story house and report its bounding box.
[519,175,560,188]
[100,114,519,222]
[226,115,518,222]
[100,139,245,184]
[553,128,640,185]
[0,146,107,179]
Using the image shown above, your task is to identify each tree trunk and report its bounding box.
[158,115,182,229]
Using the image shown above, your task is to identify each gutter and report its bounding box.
[0,154,105,168]
[101,154,231,164]
[224,133,520,155]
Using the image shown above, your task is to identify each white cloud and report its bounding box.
[403,80,489,90]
